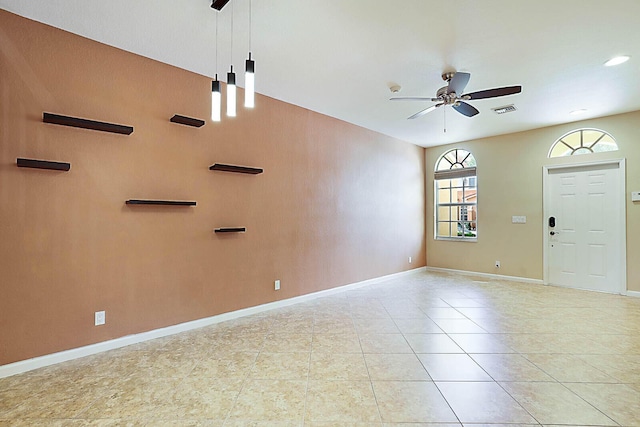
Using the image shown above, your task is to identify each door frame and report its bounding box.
[542,158,627,294]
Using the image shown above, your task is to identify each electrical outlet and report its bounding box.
[495,261,501,268]
[95,311,106,326]
[408,256,412,264]
[274,280,280,291]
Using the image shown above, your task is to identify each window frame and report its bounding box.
[548,128,618,158]
[434,149,478,242]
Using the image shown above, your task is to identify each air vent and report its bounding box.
[492,104,517,114]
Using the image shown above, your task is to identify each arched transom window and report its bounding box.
[549,128,618,158]
[435,149,477,240]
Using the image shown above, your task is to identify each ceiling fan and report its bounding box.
[391,71,522,119]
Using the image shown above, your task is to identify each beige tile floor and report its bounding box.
[2,271,640,426]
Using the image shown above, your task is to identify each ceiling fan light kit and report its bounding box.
[391,71,522,120]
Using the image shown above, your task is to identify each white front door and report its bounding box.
[545,161,625,294]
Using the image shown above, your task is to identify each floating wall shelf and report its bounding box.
[209,163,263,175]
[214,227,246,233]
[43,112,134,135]
[17,158,70,171]
[170,114,205,128]
[126,200,196,206]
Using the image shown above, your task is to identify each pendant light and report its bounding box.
[211,76,221,122]
[211,13,221,122]
[227,66,236,117]
[244,0,255,108]
[245,54,254,108]
[226,1,236,117]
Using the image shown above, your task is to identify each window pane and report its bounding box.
[466,205,477,222]
[592,139,617,153]
[451,188,462,203]
[437,178,452,188]
[463,155,477,168]
[459,222,477,237]
[437,222,451,237]
[438,188,452,204]
[561,132,580,149]
[456,149,470,164]
[450,177,464,188]
[451,207,461,221]
[436,161,450,171]
[573,147,592,155]
[444,151,457,165]
[550,142,572,157]
[438,206,451,222]
[463,187,477,203]
[583,129,602,146]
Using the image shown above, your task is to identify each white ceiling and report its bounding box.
[2,0,640,147]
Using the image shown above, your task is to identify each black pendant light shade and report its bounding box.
[245,52,255,108]
[227,65,236,117]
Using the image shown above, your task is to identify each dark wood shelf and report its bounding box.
[209,163,263,175]
[43,112,133,135]
[17,158,70,171]
[126,200,196,206]
[214,227,246,233]
[170,114,205,128]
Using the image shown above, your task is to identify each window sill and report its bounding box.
[435,237,478,243]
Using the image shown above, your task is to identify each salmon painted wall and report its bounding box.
[0,10,426,365]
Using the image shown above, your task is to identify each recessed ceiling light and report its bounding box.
[604,56,630,66]
[570,109,587,116]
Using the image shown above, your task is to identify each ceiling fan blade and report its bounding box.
[407,104,440,119]
[463,85,522,100]
[390,96,440,101]
[447,72,471,95]
[453,101,479,117]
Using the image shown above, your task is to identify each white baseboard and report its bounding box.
[0,267,426,379]
[626,290,640,298]
[425,266,544,285]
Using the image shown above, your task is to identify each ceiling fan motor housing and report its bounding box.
[436,86,458,104]
[442,72,456,82]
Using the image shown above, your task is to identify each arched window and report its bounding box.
[435,149,477,240]
[549,128,618,158]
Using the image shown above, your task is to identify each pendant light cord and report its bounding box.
[249,0,252,52]
[215,12,218,80]
[230,1,234,66]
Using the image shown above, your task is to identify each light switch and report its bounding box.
[512,215,527,224]
[632,191,640,202]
